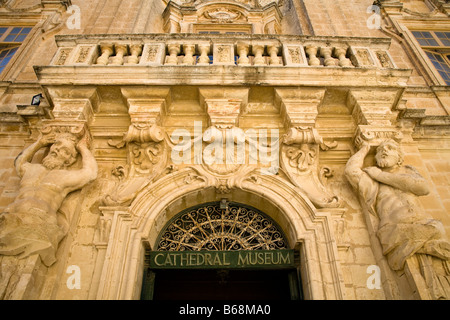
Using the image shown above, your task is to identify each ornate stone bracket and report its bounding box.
[199,87,248,129]
[274,87,339,208]
[103,87,171,206]
[104,103,168,207]
[105,125,167,206]
[349,87,405,149]
[280,126,339,208]
[275,88,325,128]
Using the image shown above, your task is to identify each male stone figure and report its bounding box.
[345,139,450,299]
[0,132,97,298]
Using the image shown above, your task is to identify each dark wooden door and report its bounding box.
[150,269,297,300]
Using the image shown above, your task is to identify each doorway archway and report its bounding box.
[141,201,302,300]
[95,168,345,300]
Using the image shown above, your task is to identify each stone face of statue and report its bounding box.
[375,140,403,169]
[42,137,78,170]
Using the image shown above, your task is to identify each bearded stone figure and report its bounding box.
[0,132,97,298]
[345,139,450,299]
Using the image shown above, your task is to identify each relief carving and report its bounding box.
[54,48,72,66]
[146,46,158,62]
[375,51,394,68]
[288,47,301,64]
[202,8,245,23]
[354,126,404,149]
[170,124,274,194]
[104,124,168,206]
[0,125,98,299]
[285,144,316,172]
[184,165,261,195]
[75,46,93,64]
[280,126,339,208]
[217,46,231,63]
[345,139,450,299]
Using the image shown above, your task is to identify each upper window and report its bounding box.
[412,30,450,85]
[0,27,32,74]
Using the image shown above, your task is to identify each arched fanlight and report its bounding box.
[156,201,289,251]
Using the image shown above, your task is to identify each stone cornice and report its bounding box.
[34,64,411,88]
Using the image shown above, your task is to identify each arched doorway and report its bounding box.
[94,169,345,300]
[140,201,302,300]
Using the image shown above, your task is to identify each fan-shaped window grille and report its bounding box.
[156,202,288,251]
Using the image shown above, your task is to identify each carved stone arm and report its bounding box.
[364,167,430,196]
[62,140,98,192]
[14,134,52,178]
[344,143,370,189]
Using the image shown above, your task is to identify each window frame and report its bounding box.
[422,49,450,85]
[0,26,33,43]
[402,22,450,86]
[411,29,450,86]
[410,30,450,85]
[0,26,33,76]
[0,21,37,80]
[411,30,450,48]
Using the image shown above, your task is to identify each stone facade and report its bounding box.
[0,0,449,300]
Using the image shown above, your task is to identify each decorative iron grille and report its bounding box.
[156,202,288,251]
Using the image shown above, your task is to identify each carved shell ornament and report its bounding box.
[167,0,284,8]
[203,8,244,23]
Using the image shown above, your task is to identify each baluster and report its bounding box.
[110,44,128,65]
[320,47,336,66]
[166,43,180,65]
[252,44,266,66]
[334,47,352,67]
[237,43,250,66]
[267,45,281,65]
[197,43,210,65]
[96,44,114,65]
[305,45,320,66]
[182,44,195,65]
[127,44,143,65]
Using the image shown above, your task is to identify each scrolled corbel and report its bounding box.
[124,123,165,144]
[280,126,340,208]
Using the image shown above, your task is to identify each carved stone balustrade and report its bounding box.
[38,33,410,87]
[50,33,398,69]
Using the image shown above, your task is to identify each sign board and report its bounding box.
[148,250,295,269]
